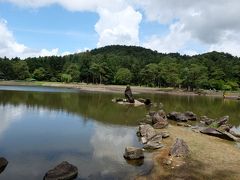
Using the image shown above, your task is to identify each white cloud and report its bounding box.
[134,0,240,55]
[1,0,142,53]
[95,6,142,47]
[0,19,59,58]
[143,22,191,54]
[2,0,240,56]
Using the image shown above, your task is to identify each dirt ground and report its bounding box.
[137,125,240,180]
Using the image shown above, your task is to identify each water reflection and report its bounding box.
[0,104,151,179]
[0,86,239,179]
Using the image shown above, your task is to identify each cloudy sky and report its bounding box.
[0,0,240,58]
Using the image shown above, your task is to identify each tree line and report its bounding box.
[0,45,240,91]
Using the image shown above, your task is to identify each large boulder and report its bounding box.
[123,147,144,160]
[138,124,156,144]
[124,86,134,103]
[44,161,78,180]
[167,111,197,122]
[200,127,238,141]
[0,157,8,174]
[184,111,197,121]
[169,138,190,157]
[151,110,168,129]
[167,112,187,122]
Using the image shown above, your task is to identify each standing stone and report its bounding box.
[44,161,78,180]
[124,85,135,103]
[123,147,144,160]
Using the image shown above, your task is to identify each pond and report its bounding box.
[0,85,239,179]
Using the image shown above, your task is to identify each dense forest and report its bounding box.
[0,45,240,91]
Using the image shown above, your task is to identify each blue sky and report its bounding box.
[0,0,240,58]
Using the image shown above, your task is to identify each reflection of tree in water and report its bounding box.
[0,90,239,126]
[0,90,146,126]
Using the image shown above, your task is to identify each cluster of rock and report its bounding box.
[192,115,240,142]
[0,155,78,180]
[124,109,190,162]
[112,86,152,106]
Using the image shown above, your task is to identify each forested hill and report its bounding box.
[0,45,240,91]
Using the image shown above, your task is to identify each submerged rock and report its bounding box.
[0,157,8,174]
[44,161,78,180]
[169,138,190,157]
[123,147,144,160]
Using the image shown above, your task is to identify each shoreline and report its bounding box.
[0,80,239,98]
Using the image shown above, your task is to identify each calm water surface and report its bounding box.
[0,85,239,179]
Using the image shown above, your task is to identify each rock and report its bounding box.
[153,120,169,129]
[169,138,190,157]
[138,98,152,105]
[167,112,188,122]
[123,147,144,160]
[144,142,164,150]
[200,128,235,141]
[224,132,240,142]
[184,111,197,121]
[44,161,78,180]
[177,122,191,127]
[152,110,168,128]
[159,131,170,138]
[124,86,134,103]
[0,157,8,174]
[167,111,197,122]
[229,127,240,138]
[138,124,156,143]
[144,98,152,105]
[200,116,214,125]
[143,134,164,150]
[216,116,229,127]
[218,124,232,132]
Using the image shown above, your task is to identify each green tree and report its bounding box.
[65,63,80,82]
[13,61,30,80]
[90,62,105,84]
[140,63,159,87]
[61,74,72,83]
[114,68,132,85]
[33,67,46,81]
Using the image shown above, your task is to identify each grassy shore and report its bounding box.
[0,80,240,98]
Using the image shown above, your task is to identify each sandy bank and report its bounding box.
[1,81,239,98]
[137,125,240,180]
